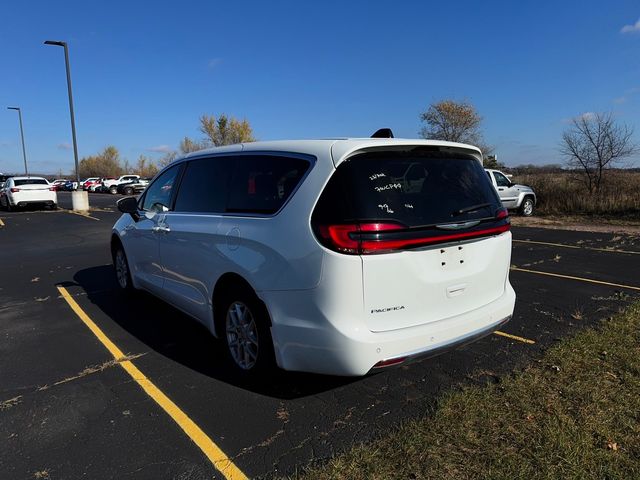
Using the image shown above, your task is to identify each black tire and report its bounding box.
[109,185,118,195]
[113,244,134,292]
[216,284,275,376]
[519,197,535,217]
[124,187,134,196]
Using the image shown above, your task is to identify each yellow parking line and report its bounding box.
[511,266,640,292]
[494,330,536,344]
[57,286,248,480]
[66,210,100,221]
[513,239,640,255]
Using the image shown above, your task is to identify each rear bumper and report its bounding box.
[370,314,511,371]
[8,193,57,207]
[264,283,516,376]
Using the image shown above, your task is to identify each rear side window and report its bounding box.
[174,157,233,213]
[226,155,310,214]
[14,179,49,186]
[313,150,501,228]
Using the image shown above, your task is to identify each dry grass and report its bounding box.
[516,171,640,218]
[294,302,640,480]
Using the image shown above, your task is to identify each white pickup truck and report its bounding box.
[485,169,537,216]
[102,175,140,194]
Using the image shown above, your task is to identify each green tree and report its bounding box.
[483,155,506,170]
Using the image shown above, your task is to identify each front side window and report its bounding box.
[174,157,234,213]
[141,165,181,212]
[226,155,310,214]
[493,172,511,187]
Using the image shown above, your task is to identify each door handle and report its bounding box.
[152,225,171,233]
[498,188,505,191]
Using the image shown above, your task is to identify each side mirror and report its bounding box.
[117,196,140,220]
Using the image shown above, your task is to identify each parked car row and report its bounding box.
[83,175,151,194]
[0,172,154,211]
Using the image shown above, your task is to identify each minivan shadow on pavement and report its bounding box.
[67,266,358,399]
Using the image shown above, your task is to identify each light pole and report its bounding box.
[45,40,88,211]
[7,107,28,177]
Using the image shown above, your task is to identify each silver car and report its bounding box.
[485,169,537,216]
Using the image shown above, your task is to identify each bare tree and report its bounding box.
[560,112,637,193]
[134,154,159,177]
[156,150,178,168]
[178,114,256,155]
[419,100,491,155]
[76,146,123,178]
[179,136,208,154]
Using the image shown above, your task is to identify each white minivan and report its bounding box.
[112,137,515,376]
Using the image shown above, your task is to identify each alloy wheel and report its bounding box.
[115,249,129,289]
[225,301,259,370]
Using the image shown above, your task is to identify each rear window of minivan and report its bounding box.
[313,149,501,228]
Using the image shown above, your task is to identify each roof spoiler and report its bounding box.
[371,128,394,138]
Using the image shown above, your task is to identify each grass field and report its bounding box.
[295,302,640,480]
[513,171,640,218]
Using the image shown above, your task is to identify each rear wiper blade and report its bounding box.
[452,203,493,216]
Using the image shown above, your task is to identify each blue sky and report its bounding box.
[1,0,639,174]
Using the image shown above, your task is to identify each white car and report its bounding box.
[0,176,57,211]
[103,175,141,194]
[112,136,515,376]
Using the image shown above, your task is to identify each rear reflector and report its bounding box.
[373,357,407,368]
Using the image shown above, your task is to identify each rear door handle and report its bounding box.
[152,225,171,233]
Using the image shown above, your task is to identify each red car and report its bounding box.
[82,177,100,190]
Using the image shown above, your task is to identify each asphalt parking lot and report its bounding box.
[1,192,639,479]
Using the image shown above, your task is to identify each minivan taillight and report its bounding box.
[495,207,509,220]
[10,187,20,193]
[317,223,405,254]
[317,220,510,255]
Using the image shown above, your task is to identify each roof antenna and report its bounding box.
[371,128,394,138]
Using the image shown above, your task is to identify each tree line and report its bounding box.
[75,113,255,179]
[76,105,637,194]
